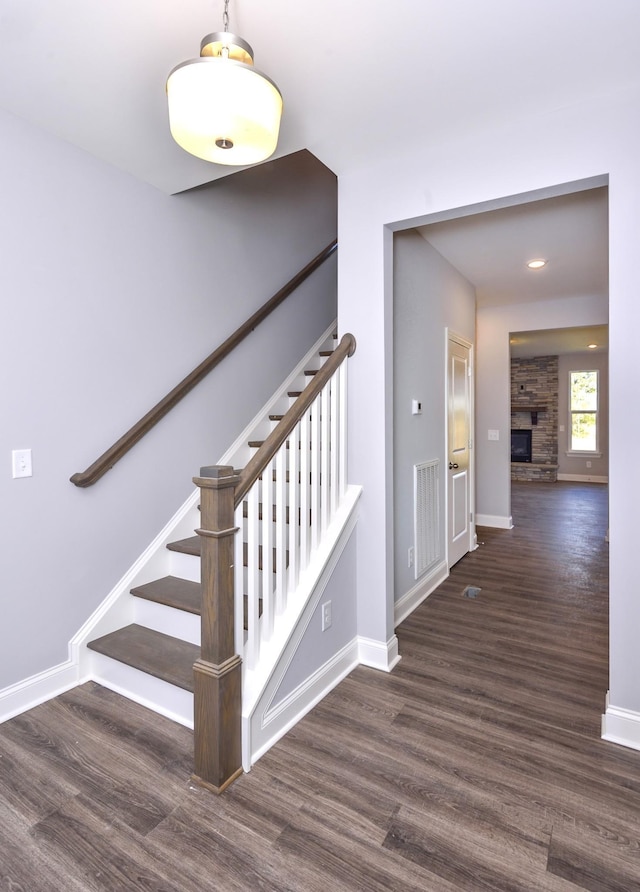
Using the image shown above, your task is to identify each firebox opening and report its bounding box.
[511,429,532,463]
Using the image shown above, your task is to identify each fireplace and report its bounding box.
[511,429,532,463]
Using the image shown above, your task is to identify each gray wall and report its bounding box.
[558,351,609,479]
[393,231,476,601]
[271,529,358,705]
[0,107,337,690]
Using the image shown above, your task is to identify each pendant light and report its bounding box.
[166,0,283,166]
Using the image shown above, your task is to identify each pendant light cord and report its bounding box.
[223,0,230,32]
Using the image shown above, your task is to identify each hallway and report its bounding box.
[3,482,638,891]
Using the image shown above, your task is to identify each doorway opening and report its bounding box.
[391,175,608,625]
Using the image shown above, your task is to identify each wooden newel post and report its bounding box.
[191,464,243,794]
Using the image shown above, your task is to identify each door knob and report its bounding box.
[449,462,459,470]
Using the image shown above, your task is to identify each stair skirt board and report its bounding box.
[87,653,194,729]
[249,638,360,767]
[246,626,399,771]
[243,485,362,770]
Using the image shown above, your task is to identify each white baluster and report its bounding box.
[320,382,330,534]
[288,419,300,592]
[275,444,287,614]
[310,393,321,552]
[261,457,274,641]
[246,482,260,670]
[330,370,339,518]
[339,360,348,499]
[234,502,244,657]
[300,410,311,570]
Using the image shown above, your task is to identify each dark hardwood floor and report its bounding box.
[2,481,634,891]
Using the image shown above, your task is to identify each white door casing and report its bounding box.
[447,333,474,567]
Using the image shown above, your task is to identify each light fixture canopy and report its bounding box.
[166,2,282,166]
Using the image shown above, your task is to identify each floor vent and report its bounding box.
[463,585,481,599]
[414,460,440,579]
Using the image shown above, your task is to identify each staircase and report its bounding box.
[76,323,359,784]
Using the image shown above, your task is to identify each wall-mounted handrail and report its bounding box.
[70,240,337,488]
[234,333,356,507]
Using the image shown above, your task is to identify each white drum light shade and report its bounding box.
[167,33,283,166]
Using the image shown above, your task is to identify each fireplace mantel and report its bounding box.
[511,405,547,425]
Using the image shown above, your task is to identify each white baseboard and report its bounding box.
[476,514,514,529]
[394,560,448,627]
[250,638,360,766]
[358,634,401,672]
[249,631,402,768]
[0,660,79,724]
[602,696,640,751]
[557,473,608,484]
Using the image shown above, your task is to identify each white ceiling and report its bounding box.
[510,325,608,359]
[417,186,609,308]
[2,1,640,195]
[416,187,609,355]
[0,1,621,353]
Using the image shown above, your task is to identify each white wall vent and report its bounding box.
[414,460,440,578]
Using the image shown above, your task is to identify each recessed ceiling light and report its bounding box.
[588,343,598,349]
[527,259,547,270]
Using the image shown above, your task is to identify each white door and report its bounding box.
[447,335,472,567]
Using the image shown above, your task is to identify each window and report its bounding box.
[569,370,599,453]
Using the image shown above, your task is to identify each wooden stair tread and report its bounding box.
[166,536,201,556]
[242,503,291,523]
[131,575,201,615]
[243,542,285,572]
[288,391,302,398]
[165,535,285,569]
[87,624,198,692]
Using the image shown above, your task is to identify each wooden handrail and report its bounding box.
[70,240,338,487]
[193,330,355,792]
[234,332,356,507]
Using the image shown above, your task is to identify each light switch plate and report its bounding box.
[12,449,32,478]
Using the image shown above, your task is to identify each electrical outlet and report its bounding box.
[408,546,414,568]
[321,600,332,631]
[12,449,32,479]
[488,429,499,441]
[586,461,592,468]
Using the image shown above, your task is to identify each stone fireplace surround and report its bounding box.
[510,355,558,483]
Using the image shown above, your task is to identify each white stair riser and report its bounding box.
[88,651,194,728]
[133,598,201,646]
[168,551,200,582]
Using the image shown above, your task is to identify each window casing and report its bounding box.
[568,369,599,455]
